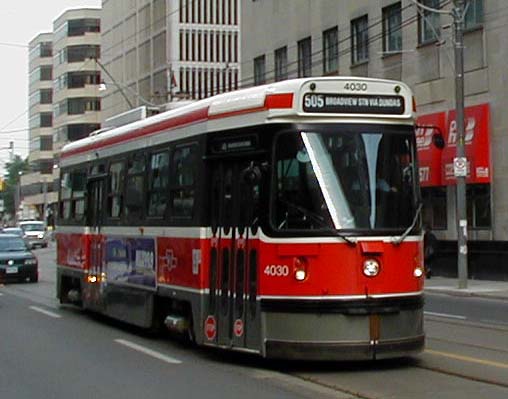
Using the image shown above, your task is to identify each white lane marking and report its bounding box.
[29,306,62,319]
[114,339,182,364]
[0,292,3,296]
[424,311,466,320]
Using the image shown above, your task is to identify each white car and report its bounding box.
[18,221,49,249]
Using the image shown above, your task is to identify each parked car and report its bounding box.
[18,220,49,249]
[0,234,38,283]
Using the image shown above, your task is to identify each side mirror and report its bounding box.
[416,125,445,149]
[432,133,445,149]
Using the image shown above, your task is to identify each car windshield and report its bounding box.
[20,223,44,232]
[0,237,27,251]
[3,228,23,236]
[273,124,419,232]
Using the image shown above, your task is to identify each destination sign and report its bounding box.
[303,93,405,115]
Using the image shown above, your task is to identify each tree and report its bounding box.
[1,156,29,221]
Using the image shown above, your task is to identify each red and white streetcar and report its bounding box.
[57,77,425,360]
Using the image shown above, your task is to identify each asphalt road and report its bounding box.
[1,244,507,399]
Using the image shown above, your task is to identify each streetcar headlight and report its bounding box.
[293,257,308,282]
[295,269,307,281]
[363,259,380,277]
[414,267,424,278]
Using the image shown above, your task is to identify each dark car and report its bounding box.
[0,234,38,283]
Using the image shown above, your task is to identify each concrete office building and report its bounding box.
[25,33,55,220]
[100,0,240,121]
[24,8,101,222]
[240,0,508,279]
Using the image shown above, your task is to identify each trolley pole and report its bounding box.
[453,0,468,289]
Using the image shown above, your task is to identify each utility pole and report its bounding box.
[42,177,48,226]
[412,0,468,288]
[453,0,468,289]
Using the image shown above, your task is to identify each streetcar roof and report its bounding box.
[60,77,414,164]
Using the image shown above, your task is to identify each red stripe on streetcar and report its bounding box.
[264,93,294,109]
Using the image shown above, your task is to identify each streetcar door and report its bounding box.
[209,160,261,349]
[84,176,105,310]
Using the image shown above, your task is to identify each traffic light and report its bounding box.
[0,178,4,191]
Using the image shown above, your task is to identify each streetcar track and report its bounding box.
[290,374,373,399]
[426,336,508,355]
[425,315,508,332]
[289,355,508,399]
[415,362,508,389]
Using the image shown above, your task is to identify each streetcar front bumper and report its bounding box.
[260,295,425,361]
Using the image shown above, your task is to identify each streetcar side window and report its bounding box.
[60,172,72,221]
[59,168,87,224]
[147,150,170,218]
[170,144,197,219]
[107,161,125,219]
[72,169,87,223]
[124,153,146,222]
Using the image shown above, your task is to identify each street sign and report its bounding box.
[453,157,467,177]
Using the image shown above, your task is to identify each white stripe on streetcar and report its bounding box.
[114,339,182,364]
[29,306,62,319]
[424,311,466,320]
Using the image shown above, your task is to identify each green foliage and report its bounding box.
[1,156,29,218]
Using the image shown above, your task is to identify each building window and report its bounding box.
[382,3,402,54]
[67,71,101,88]
[40,113,53,128]
[40,42,52,57]
[40,136,53,151]
[465,0,483,30]
[418,0,440,44]
[66,123,100,142]
[67,18,100,36]
[422,187,447,230]
[40,89,53,104]
[323,26,338,75]
[40,65,52,81]
[298,37,312,78]
[467,184,491,229]
[254,55,266,85]
[67,98,101,115]
[66,45,100,63]
[274,46,288,82]
[351,15,369,64]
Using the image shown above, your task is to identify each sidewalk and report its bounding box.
[424,276,508,300]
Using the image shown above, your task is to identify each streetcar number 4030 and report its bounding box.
[264,265,289,277]
[344,82,368,91]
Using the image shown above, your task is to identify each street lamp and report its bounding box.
[15,171,22,222]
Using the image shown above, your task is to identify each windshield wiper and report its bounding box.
[391,202,423,245]
[279,199,357,245]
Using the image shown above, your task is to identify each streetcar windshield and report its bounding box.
[273,124,418,232]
